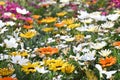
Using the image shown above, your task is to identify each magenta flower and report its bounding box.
[111,0,120,8]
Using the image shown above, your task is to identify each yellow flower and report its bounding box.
[44,59,75,73]
[75,34,84,41]
[67,23,80,29]
[10,51,29,57]
[44,59,56,66]
[49,59,64,71]
[85,69,98,80]
[42,27,54,32]
[61,63,75,73]
[0,68,14,76]
[21,62,40,74]
[41,17,57,23]
[56,11,67,16]
[0,1,5,5]
[20,30,37,38]
[62,18,74,25]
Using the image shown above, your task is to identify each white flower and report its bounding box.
[86,24,99,32]
[4,37,18,48]
[16,7,29,15]
[55,34,60,37]
[47,38,55,43]
[84,35,91,39]
[80,50,96,61]
[0,54,9,60]
[60,0,69,3]
[36,67,49,74]
[89,12,107,21]
[0,27,8,34]
[5,21,15,26]
[76,25,87,32]
[107,14,120,21]
[0,20,5,28]
[11,55,29,65]
[103,71,117,79]
[73,45,82,53]
[60,35,70,40]
[98,49,111,57]
[101,21,114,29]
[38,0,56,5]
[95,64,117,79]
[53,75,63,80]
[90,41,107,49]
[77,10,89,19]
[76,24,99,32]
[57,44,68,49]
[65,37,75,42]
[80,18,93,23]
[81,48,90,53]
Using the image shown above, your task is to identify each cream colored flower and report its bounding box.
[98,49,111,57]
[90,41,107,50]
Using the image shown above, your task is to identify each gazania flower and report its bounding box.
[23,25,33,29]
[61,63,75,73]
[74,34,84,41]
[10,51,28,57]
[54,22,65,28]
[113,41,120,47]
[90,41,107,50]
[36,46,59,56]
[99,56,116,67]
[41,17,57,23]
[25,18,33,24]
[56,11,67,16]
[21,62,40,74]
[0,68,14,76]
[98,49,111,57]
[0,77,17,80]
[44,59,56,66]
[49,59,64,71]
[42,27,54,32]
[20,30,37,38]
[67,23,80,29]
[37,20,41,24]
[62,18,74,25]
[85,0,97,5]
[11,55,29,65]
[32,15,40,19]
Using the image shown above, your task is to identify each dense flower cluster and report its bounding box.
[0,0,120,80]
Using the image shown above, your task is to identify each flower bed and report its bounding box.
[0,0,120,80]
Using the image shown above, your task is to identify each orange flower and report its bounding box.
[36,46,59,56]
[26,18,33,24]
[113,41,120,47]
[23,25,33,29]
[32,15,40,19]
[0,77,17,80]
[99,56,116,67]
[37,20,41,24]
[41,4,50,7]
[54,22,65,28]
